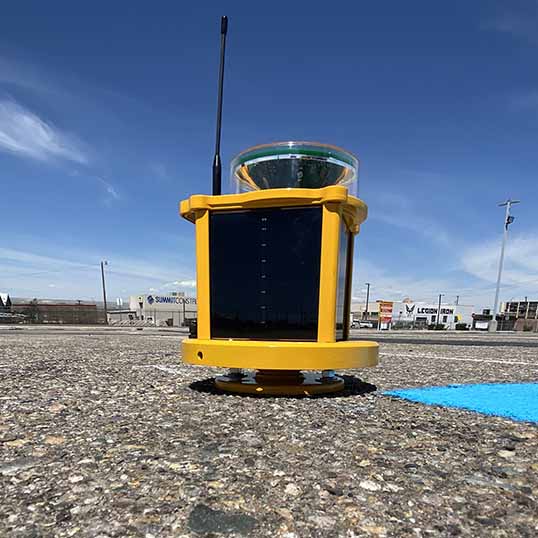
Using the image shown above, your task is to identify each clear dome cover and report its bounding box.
[230,141,359,195]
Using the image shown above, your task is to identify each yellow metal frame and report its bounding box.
[180,185,368,344]
[183,338,378,370]
[180,185,367,228]
[179,185,378,374]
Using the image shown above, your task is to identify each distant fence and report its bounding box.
[11,303,101,325]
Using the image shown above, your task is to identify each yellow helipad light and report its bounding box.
[179,142,378,396]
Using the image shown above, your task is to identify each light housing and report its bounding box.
[231,141,359,196]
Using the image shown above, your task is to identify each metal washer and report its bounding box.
[215,370,345,396]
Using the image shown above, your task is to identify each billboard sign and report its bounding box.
[378,301,394,323]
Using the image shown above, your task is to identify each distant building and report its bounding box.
[503,300,538,321]
[0,292,20,323]
[350,302,379,324]
[11,299,99,324]
[351,299,474,329]
[128,292,197,327]
[391,301,473,329]
[0,293,12,313]
[107,309,138,325]
[472,309,493,330]
[501,301,538,332]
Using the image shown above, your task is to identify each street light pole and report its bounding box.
[436,293,444,326]
[101,261,109,325]
[364,282,370,320]
[490,199,520,332]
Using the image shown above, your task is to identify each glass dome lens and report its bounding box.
[231,141,359,195]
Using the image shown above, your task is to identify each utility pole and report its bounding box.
[364,283,371,320]
[101,261,109,325]
[436,293,444,326]
[490,199,520,332]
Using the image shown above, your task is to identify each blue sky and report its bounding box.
[1,1,537,308]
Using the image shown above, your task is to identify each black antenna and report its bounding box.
[212,15,228,196]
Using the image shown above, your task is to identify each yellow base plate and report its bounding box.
[215,371,345,396]
[182,338,378,370]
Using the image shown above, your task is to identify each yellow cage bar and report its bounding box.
[179,185,378,377]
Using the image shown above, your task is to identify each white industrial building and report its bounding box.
[109,292,197,327]
[390,301,473,329]
[110,293,473,330]
[351,300,474,329]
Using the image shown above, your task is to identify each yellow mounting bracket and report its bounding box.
[179,185,378,396]
[180,185,367,232]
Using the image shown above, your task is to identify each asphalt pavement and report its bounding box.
[1,330,537,537]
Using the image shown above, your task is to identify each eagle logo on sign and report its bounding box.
[405,304,415,314]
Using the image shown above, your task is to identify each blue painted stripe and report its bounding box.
[384,383,538,423]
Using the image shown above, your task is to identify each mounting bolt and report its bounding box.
[228,368,243,379]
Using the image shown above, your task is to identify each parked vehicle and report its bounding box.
[351,321,374,329]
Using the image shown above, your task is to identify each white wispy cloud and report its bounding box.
[68,170,120,205]
[353,257,507,310]
[369,231,538,308]
[96,176,120,203]
[0,246,90,273]
[0,58,123,208]
[161,279,197,289]
[367,191,454,248]
[461,233,538,287]
[354,227,538,309]
[370,212,453,248]
[510,90,538,110]
[0,56,51,95]
[0,246,195,300]
[353,259,466,304]
[484,8,538,44]
[148,162,171,181]
[0,98,88,164]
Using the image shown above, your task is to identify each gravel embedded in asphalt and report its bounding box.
[1,331,537,537]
